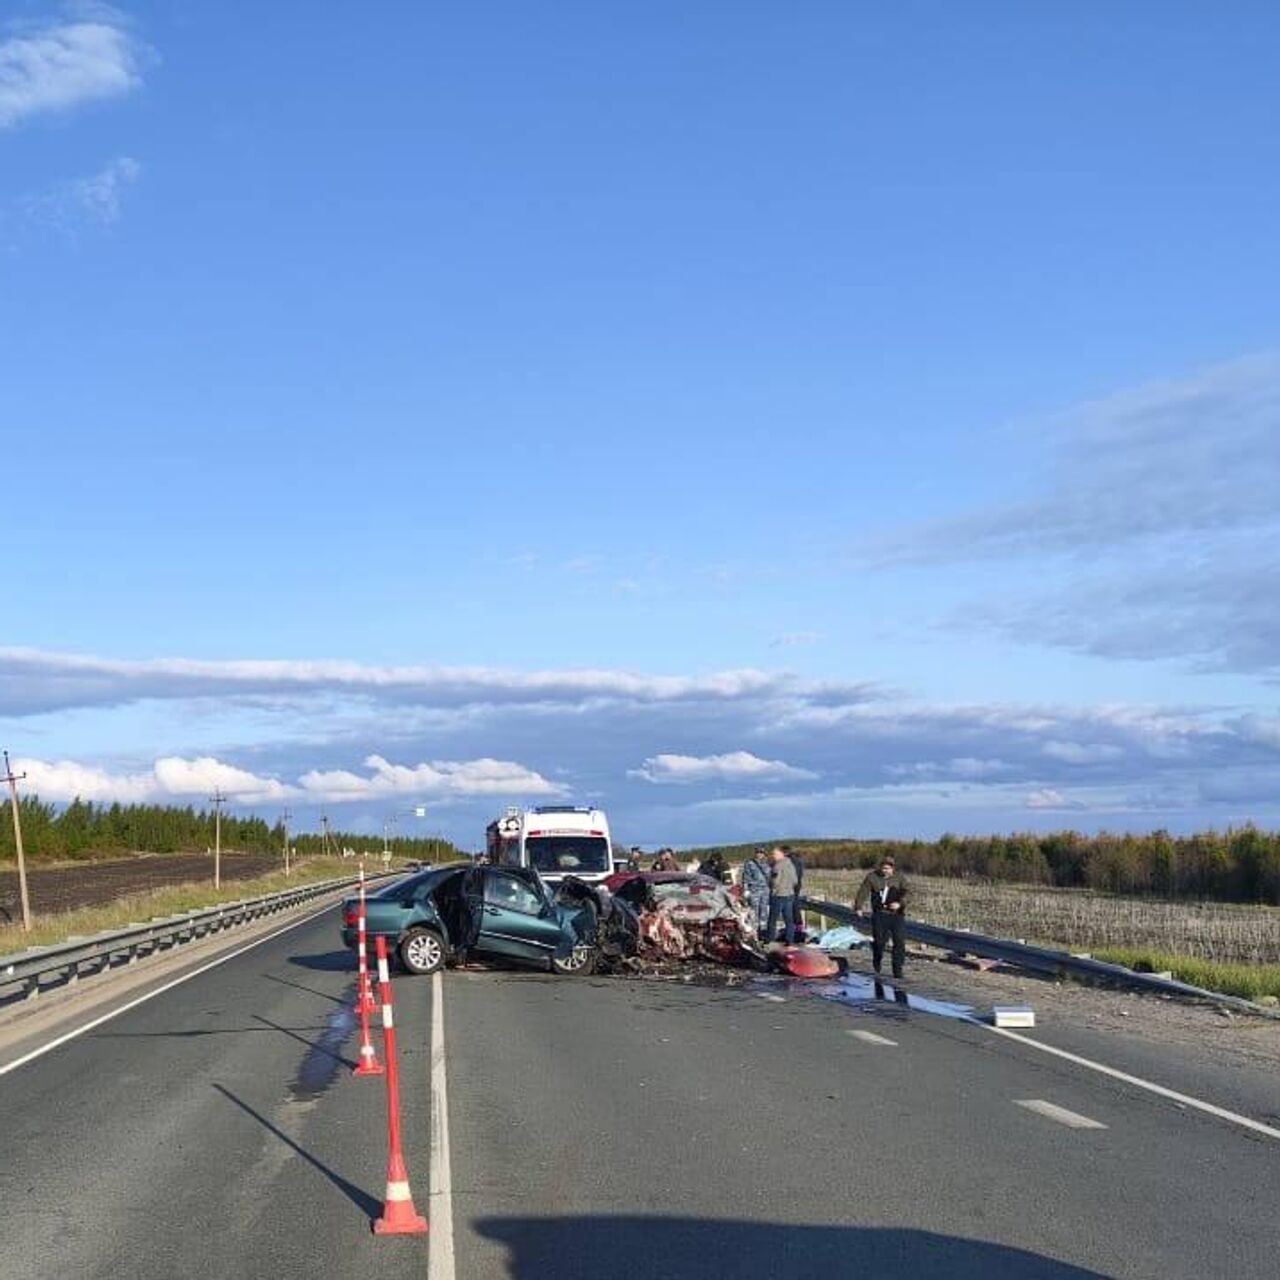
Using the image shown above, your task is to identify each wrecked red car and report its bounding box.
[602,871,764,966]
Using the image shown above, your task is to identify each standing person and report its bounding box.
[785,845,805,939]
[652,848,678,872]
[765,846,798,944]
[854,855,909,979]
[740,848,771,936]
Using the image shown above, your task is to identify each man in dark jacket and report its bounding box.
[854,855,909,979]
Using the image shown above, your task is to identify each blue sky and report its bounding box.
[2,2,1279,847]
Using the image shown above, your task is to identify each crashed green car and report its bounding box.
[340,863,598,976]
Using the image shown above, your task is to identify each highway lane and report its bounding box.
[2,906,1278,1280]
[444,968,1280,1279]
[0,907,431,1280]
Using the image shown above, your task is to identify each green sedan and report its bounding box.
[341,863,598,976]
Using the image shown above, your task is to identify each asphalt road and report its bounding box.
[1,905,1278,1280]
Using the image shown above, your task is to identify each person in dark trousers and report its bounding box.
[785,845,805,939]
[855,855,909,979]
[765,846,798,944]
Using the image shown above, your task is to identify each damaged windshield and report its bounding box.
[526,835,610,874]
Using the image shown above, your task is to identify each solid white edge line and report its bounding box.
[970,1018,1280,1142]
[0,901,338,1078]
[1015,1099,1108,1130]
[428,969,456,1280]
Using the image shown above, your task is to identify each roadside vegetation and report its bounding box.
[0,795,458,865]
[0,856,384,954]
[689,827,1280,906]
[806,869,1280,1001]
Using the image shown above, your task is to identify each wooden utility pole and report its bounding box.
[210,790,227,890]
[281,808,292,876]
[320,812,336,859]
[2,751,32,932]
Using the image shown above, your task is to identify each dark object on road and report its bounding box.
[340,865,597,977]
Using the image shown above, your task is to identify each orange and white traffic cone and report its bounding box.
[352,946,383,1078]
[354,867,377,1016]
[371,934,427,1236]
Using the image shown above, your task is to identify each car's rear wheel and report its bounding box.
[399,927,445,975]
[550,943,597,976]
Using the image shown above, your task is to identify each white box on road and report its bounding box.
[993,1005,1036,1028]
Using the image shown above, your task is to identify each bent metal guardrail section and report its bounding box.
[799,894,1279,1021]
[0,870,401,1005]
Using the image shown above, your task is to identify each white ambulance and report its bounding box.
[486,805,613,886]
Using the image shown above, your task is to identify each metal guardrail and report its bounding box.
[800,895,1280,1020]
[0,870,403,1005]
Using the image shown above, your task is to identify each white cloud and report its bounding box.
[0,19,143,128]
[1025,788,1069,810]
[17,757,158,804]
[886,757,1011,780]
[15,754,289,804]
[629,750,817,785]
[13,752,562,807]
[770,631,824,649]
[297,754,565,803]
[0,647,882,717]
[875,353,1280,565]
[70,155,139,222]
[1041,741,1124,765]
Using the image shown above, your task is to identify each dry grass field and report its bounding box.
[0,857,367,953]
[806,870,1280,965]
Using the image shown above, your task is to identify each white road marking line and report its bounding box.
[0,902,337,1078]
[1016,1099,1108,1130]
[427,969,455,1280]
[972,1019,1280,1143]
[848,1029,897,1046]
[756,993,787,1003]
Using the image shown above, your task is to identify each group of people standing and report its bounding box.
[739,845,806,944]
[740,847,910,978]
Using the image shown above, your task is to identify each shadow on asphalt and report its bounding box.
[290,950,358,973]
[261,971,350,1005]
[473,1217,1109,1279]
[253,1011,358,1073]
[212,1084,382,1218]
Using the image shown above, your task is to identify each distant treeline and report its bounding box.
[0,796,458,865]
[684,829,1280,906]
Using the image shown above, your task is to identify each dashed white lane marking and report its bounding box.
[0,903,337,1078]
[756,993,787,1003]
[848,1029,898,1046]
[1016,1099,1108,1130]
[427,969,456,1280]
[972,1019,1280,1143]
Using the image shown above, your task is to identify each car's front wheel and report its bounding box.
[399,927,445,975]
[550,943,597,976]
